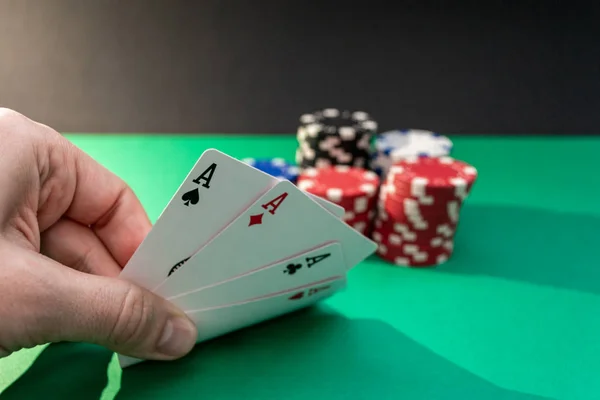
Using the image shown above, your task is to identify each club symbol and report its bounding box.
[284,263,302,275]
[248,213,264,226]
[181,188,200,206]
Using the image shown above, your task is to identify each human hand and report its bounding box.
[0,108,197,361]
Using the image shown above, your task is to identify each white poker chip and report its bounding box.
[371,129,453,176]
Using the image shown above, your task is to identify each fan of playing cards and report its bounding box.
[117,149,377,367]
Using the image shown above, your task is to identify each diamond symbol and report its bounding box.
[288,291,304,300]
[248,213,264,226]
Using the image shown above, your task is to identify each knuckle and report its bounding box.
[0,107,60,145]
[0,108,30,138]
[0,108,23,139]
[108,283,156,348]
[0,108,36,156]
[0,107,22,125]
[71,247,94,274]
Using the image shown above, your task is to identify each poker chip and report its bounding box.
[370,156,477,267]
[296,108,377,171]
[298,166,380,236]
[371,129,453,176]
[242,157,300,183]
[387,156,476,190]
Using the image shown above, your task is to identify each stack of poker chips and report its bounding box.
[297,166,380,236]
[370,129,453,177]
[241,158,300,183]
[371,156,477,267]
[296,108,377,170]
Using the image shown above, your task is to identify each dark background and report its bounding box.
[0,1,598,134]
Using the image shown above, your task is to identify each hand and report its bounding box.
[0,108,197,361]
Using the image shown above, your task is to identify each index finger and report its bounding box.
[42,129,152,267]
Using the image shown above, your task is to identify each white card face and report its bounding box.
[117,276,346,369]
[119,149,343,291]
[305,191,344,219]
[168,242,346,311]
[154,180,376,298]
[187,276,346,343]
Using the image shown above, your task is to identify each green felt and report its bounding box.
[1,134,599,400]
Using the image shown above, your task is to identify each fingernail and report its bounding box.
[156,316,197,357]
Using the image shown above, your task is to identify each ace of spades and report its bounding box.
[181,162,216,206]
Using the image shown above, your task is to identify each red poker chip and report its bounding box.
[384,171,475,188]
[387,156,477,190]
[376,242,452,259]
[299,166,379,214]
[379,238,452,253]
[344,209,375,223]
[377,255,451,268]
[373,211,457,238]
[314,195,377,215]
[379,184,465,210]
[371,230,455,252]
[381,183,467,205]
[298,166,380,201]
[378,192,463,220]
[374,209,455,226]
[371,224,455,249]
[375,243,452,267]
[300,193,377,216]
[372,213,456,235]
[372,225,455,243]
[369,156,475,267]
[379,196,462,222]
[376,213,458,235]
[371,210,455,267]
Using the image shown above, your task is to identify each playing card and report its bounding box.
[118,276,346,368]
[153,179,376,298]
[301,193,343,218]
[167,241,345,311]
[186,276,346,341]
[119,149,344,291]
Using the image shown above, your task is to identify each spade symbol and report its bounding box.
[182,188,200,206]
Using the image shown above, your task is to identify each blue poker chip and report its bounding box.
[374,129,453,157]
[241,157,300,183]
[371,129,453,176]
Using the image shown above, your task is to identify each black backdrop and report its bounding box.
[0,1,599,134]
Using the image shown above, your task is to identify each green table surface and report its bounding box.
[1,134,599,400]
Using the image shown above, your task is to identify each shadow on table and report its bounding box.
[442,203,600,295]
[117,306,547,400]
[0,306,546,400]
[0,341,112,400]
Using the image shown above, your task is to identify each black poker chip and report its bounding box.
[296,108,377,170]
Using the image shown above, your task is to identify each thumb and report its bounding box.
[64,270,198,360]
[2,250,198,361]
[83,275,198,361]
